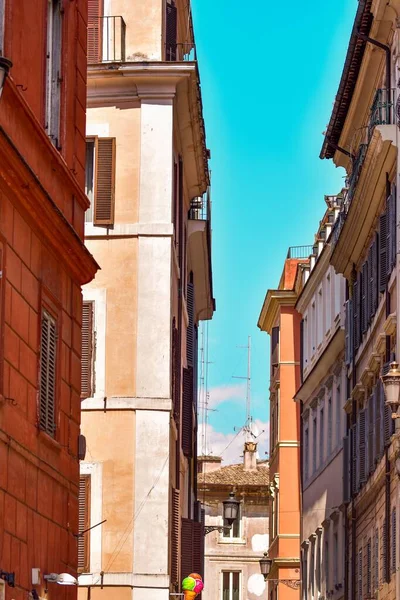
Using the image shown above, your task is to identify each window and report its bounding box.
[366,538,371,595]
[0,0,4,55]
[317,287,323,346]
[313,415,317,473]
[85,137,116,226]
[327,394,332,455]
[374,529,379,589]
[39,309,57,437]
[45,0,63,148]
[222,572,240,600]
[333,531,338,585]
[304,426,309,481]
[319,406,324,466]
[78,475,91,573]
[310,541,315,597]
[392,508,396,574]
[358,548,362,600]
[223,506,241,539]
[325,273,331,332]
[81,301,95,399]
[325,538,330,592]
[336,384,341,447]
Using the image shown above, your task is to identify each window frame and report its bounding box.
[0,0,5,55]
[80,461,104,575]
[45,0,63,148]
[221,571,241,600]
[85,135,116,227]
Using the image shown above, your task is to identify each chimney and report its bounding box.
[197,455,222,474]
[243,441,257,471]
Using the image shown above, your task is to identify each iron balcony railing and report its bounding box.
[100,16,126,62]
[166,42,197,62]
[189,189,211,221]
[287,245,314,259]
[332,88,397,251]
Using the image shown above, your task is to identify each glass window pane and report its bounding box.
[232,573,240,600]
[222,572,230,600]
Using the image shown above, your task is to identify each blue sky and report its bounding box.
[192,0,352,462]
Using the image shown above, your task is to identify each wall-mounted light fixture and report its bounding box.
[44,573,78,586]
[382,361,400,415]
[0,571,15,587]
[0,57,12,98]
[204,491,240,535]
[259,552,272,581]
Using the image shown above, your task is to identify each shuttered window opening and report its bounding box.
[361,263,368,334]
[88,0,103,63]
[172,323,180,422]
[345,300,353,365]
[359,410,367,485]
[0,0,4,55]
[180,518,204,583]
[351,424,357,496]
[368,393,375,474]
[182,367,193,457]
[353,277,360,351]
[379,213,388,292]
[366,539,371,595]
[39,309,57,437]
[357,548,362,600]
[187,282,195,367]
[374,529,379,590]
[171,488,180,585]
[165,0,177,61]
[78,475,91,573]
[383,518,389,582]
[81,301,95,399]
[386,189,396,276]
[370,235,379,317]
[392,508,396,574]
[45,0,63,148]
[343,435,350,503]
[94,138,116,226]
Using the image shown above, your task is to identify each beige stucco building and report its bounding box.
[77,2,214,600]
[294,196,346,600]
[197,444,269,600]
[320,0,400,598]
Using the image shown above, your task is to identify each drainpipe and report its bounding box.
[356,33,391,94]
[176,156,184,493]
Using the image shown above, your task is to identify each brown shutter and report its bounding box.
[379,212,388,292]
[181,518,193,579]
[81,301,94,399]
[182,367,193,457]
[353,277,360,350]
[78,475,91,573]
[172,322,181,422]
[87,0,103,63]
[187,282,195,367]
[171,489,180,585]
[39,310,57,437]
[165,1,177,61]
[361,263,368,334]
[193,521,204,585]
[94,138,116,226]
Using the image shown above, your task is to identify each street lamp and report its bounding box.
[382,361,400,414]
[44,573,78,586]
[204,491,240,535]
[259,553,272,581]
[0,57,12,98]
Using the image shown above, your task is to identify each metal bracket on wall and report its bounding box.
[204,525,230,536]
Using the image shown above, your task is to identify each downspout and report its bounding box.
[356,33,391,93]
[176,156,184,493]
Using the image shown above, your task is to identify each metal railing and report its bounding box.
[166,43,197,62]
[368,88,396,136]
[287,245,313,259]
[100,16,126,62]
[189,189,210,221]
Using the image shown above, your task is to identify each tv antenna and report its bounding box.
[233,336,253,441]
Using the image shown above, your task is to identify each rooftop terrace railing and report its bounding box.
[88,16,126,64]
[166,42,197,62]
[287,245,314,259]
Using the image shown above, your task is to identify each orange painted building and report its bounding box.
[0,1,97,599]
[258,252,308,599]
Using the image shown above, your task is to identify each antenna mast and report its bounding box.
[246,336,252,440]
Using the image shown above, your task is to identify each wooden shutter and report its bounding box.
[392,508,396,573]
[181,518,193,579]
[345,300,353,365]
[172,322,180,422]
[78,475,91,573]
[351,424,357,496]
[361,263,368,334]
[353,278,360,351]
[171,488,180,585]
[94,138,116,226]
[87,0,102,63]
[166,1,177,61]
[182,367,193,457]
[391,184,397,272]
[358,548,362,600]
[379,213,388,292]
[374,529,379,590]
[343,435,350,503]
[359,410,366,485]
[192,520,204,596]
[300,319,304,384]
[386,191,396,276]
[370,235,378,317]
[187,282,195,367]
[81,301,94,399]
[368,393,375,474]
[48,0,62,148]
[39,310,57,437]
[383,518,389,582]
[366,539,371,594]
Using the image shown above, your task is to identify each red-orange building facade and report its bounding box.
[0,1,97,599]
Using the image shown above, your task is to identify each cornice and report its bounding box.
[258,289,297,334]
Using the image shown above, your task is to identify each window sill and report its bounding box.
[218,538,246,546]
[38,429,62,452]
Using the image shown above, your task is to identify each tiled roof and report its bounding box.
[198,462,269,487]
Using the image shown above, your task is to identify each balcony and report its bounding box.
[189,189,210,221]
[287,245,313,260]
[88,16,126,64]
[166,42,197,62]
